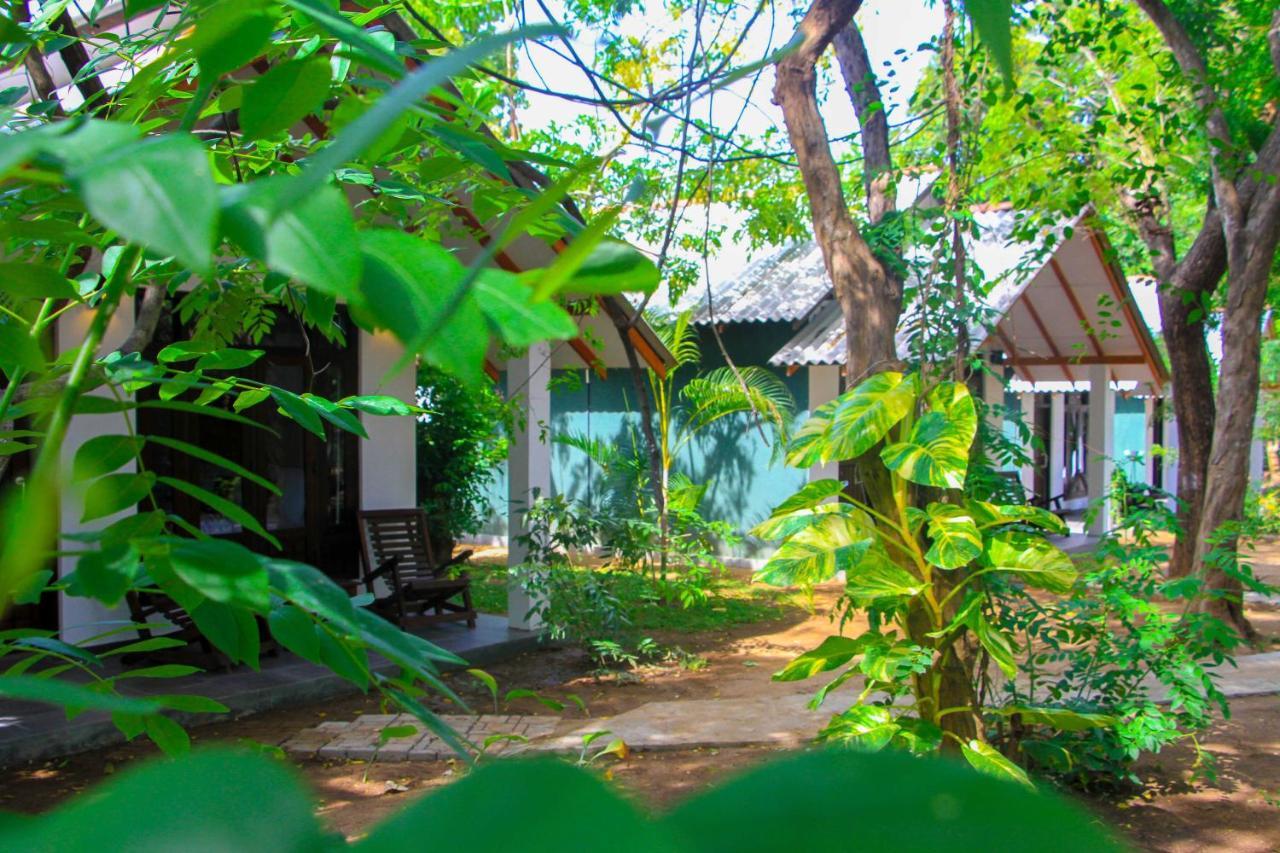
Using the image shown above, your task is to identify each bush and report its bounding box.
[416,365,514,548]
[993,498,1235,789]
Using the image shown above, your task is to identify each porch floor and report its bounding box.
[0,614,538,769]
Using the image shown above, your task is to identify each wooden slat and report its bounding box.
[1008,355,1145,366]
[1087,230,1167,391]
[1020,295,1076,382]
[1049,257,1116,384]
[993,324,1033,382]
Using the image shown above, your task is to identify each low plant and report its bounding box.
[994,496,1236,789]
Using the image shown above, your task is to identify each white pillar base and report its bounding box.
[807,365,841,484]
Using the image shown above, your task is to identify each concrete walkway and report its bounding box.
[282,652,1280,760]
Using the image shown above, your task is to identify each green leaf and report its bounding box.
[193,348,264,372]
[272,25,557,213]
[825,371,918,460]
[114,664,202,680]
[72,434,144,482]
[146,435,281,496]
[221,178,360,298]
[817,705,899,752]
[0,262,79,300]
[166,537,270,613]
[990,705,1117,732]
[339,395,416,416]
[67,544,140,606]
[156,341,216,364]
[750,502,859,541]
[190,600,261,668]
[983,531,1077,594]
[239,58,332,140]
[233,387,271,412]
[269,387,326,438]
[355,758,668,853]
[151,694,230,714]
[378,724,419,745]
[880,412,971,489]
[158,476,281,549]
[845,546,925,605]
[784,398,837,468]
[0,675,160,715]
[355,230,487,384]
[474,270,578,346]
[754,512,874,588]
[301,394,368,439]
[969,501,1069,536]
[772,633,879,682]
[182,0,274,79]
[767,478,846,518]
[0,749,328,851]
[82,472,156,522]
[268,603,322,664]
[552,238,660,298]
[925,380,978,447]
[0,320,44,378]
[283,0,405,77]
[666,750,1124,850]
[961,739,1033,788]
[965,0,1015,87]
[923,502,983,569]
[70,134,217,273]
[143,714,191,757]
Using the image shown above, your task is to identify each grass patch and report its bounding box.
[464,563,803,634]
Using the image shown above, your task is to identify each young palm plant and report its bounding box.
[754,370,1102,784]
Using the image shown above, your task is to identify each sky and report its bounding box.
[504,0,1177,343]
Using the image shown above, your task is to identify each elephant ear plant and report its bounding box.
[754,371,1105,785]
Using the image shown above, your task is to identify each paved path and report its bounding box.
[284,652,1280,760]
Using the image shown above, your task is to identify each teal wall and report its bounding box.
[474,322,810,557]
[1114,395,1149,484]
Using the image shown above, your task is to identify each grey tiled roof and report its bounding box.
[690,242,831,325]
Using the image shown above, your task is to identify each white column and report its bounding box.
[1086,364,1114,536]
[57,298,136,646]
[1163,411,1179,507]
[1143,397,1156,486]
[807,365,841,483]
[507,341,551,630]
[1049,394,1066,502]
[358,330,417,510]
[1019,393,1036,493]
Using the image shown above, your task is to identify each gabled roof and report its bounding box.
[691,242,831,325]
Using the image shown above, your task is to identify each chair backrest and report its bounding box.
[358,509,441,583]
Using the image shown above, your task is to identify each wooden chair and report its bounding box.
[358,509,477,629]
[125,590,276,670]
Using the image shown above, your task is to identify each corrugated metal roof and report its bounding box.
[690,242,831,324]
[770,211,1072,366]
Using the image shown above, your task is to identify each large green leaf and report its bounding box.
[357,757,668,853]
[0,675,160,716]
[666,749,1123,851]
[845,546,925,605]
[474,269,578,346]
[880,412,972,489]
[222,178,360,298]
[983,531,1077,594]
[969,501,1069,536]
[961,739,1033,788]
[181,0,274,79]
[0,320,45,379]
[239,58,332,140]
[783,399,836,468]
[750,502,860,541]
[0,262,79,301]
[990,705,1117,732]
[924,502,983,569]
[72,434,144,483]
[817,705,900,752]
[754,512,874,588]
[926,380,978,444]
[825,371,918,461]
[772,633,879,682]
[0,749,327,851]
[166,537,270,613]
[965,0,1015,86]
[272,25,556,213]
[66,544,140,606]
[356,230,487,384]
[768,478,846,517]
[81,472,155,522]
[70,133,217,273]
[190,600,261,668]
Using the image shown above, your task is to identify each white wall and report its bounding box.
[358,330,417,511]
[807,365,841,483]
[56,298,136,646]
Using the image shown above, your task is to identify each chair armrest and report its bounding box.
[366,555,400,584]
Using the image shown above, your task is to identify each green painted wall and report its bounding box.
[474,322,809,557]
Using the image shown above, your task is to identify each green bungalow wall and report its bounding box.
[473,322,809,559]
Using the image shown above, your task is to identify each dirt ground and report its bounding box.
[5,544,1280,850]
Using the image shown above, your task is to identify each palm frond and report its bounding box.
[647,309,701,368]
[680,366,797,441]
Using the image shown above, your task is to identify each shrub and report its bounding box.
[416,365,514,549]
